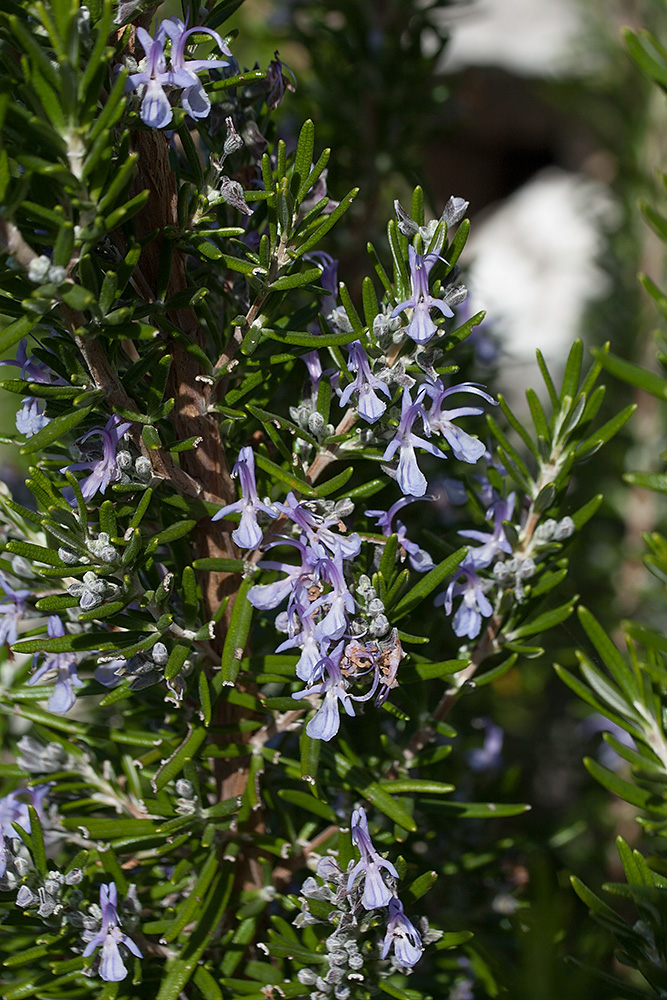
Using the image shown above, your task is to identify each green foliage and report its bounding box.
[0,2,635,999]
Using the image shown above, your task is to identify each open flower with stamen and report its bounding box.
[82,883,142,982]
[366,496,435,572]
[459,494,515,570]
[65,415,132,501]
[436,561,493,639]
[160,18,231,120]
[390,245,454,345]
[383,388,446,497]
[381,897,423,967]
[347,806,398,909]
[277,493,361,560]
[28,616,83,714]
[338,340,391,424]
[424,380,496,464]
[293,643,356,741]
[126,26,193,128]
[247,539,316,610]
[212,446,278,549]
[275,602,325,683]
[309,554,356,644]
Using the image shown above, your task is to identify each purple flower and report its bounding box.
[248,539,316,610]
[0,339,66,385]
[0,339,65,438]
[0,784,49,878]
[65,415,132,501]
[126,27,190,129]
[276,603,324,683]
[28,616,83,714]
[383,389,446,497]
[83,883,142,982]
[459,494,515,570]
[160,18,231,121]
[425,380,496,464]
[309,554,356,643]
[293,644,356,742]
[300,350,324,393]
[305,251,339,317]
[338,341,391,424]
[381,897,423,967]
[390,245,454,345]
[277,492,361,560]
[347,807,398,909]
[212,446,277,549]
[0,573,30,647]
[437,562,493,639]
[366,496,435,573]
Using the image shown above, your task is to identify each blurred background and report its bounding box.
[216,1,667,996]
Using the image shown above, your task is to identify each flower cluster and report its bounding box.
[125,18,231,128]
[296,807,436,998]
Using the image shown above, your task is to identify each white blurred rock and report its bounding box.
[436,0,587,77]
[464,168,619,394]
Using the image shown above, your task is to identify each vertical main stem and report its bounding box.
[130,129,264,890]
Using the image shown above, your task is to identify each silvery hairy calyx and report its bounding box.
[0,2,632,998]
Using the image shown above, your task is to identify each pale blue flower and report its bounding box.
[65,415,132,501]
[425,380,496,464]
[83,883,142,982]
[459,494,515,570]
[383,389,446,497]
[381,897,423,967]
[0,573,30,647]
[293,644,356,742]
[212,446,278,549]
[126,27,191,129]
[347,806,398,909]
[338,340,391,424]
[437,563,493,639]
[16,397,49,438]
[160,18,231,121]
[29,616,83,714]
[366,496,435,572]
[0,784,49,878]
[390,245,454,345]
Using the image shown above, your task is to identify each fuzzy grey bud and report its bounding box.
[297,969,319,985]
[518,557,536,578]
[535,518,557,542]
[394,199,419,237]
[65,868,83,885]
[16,886,35,907]
[117,449,132,470]
[308,412,325,435]
[493,561,510,582]
[554,516,575,541]
[370,614,390,637]
[27,255,52,284]
[58,547,80,565]
[442,195,469,226]
[134,456,152,479]
[151,642,169,666]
